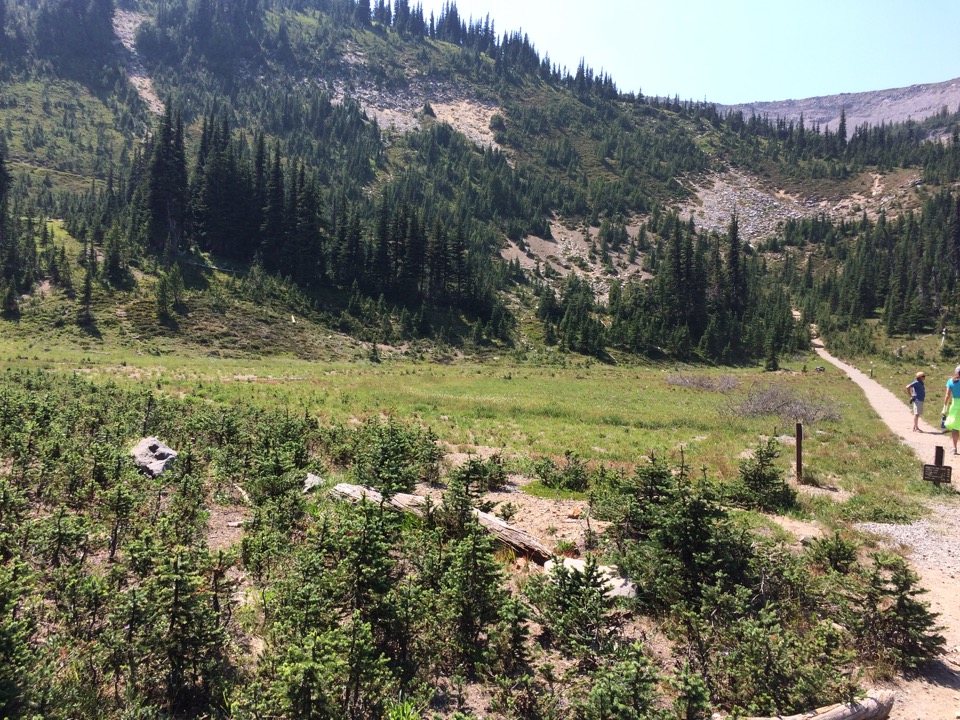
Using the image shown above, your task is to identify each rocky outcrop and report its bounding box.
[303,472,324,493]
[543,557,637,598]
[718,77,960,138]
[131,437,178,477]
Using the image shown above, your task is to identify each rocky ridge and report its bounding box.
[718,76,960,137]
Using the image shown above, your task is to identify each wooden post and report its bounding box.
[923,447,952,486]
[796,422,803,483]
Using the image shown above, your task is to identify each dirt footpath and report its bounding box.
[814,340,960,719]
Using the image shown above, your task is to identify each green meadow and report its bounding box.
[0,327,936,526]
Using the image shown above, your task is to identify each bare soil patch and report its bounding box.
[112,10,164,115]
[207,504,248,552]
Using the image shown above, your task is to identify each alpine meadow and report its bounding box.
[1,1,960,718]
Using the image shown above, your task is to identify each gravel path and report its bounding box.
[814,340,960,719]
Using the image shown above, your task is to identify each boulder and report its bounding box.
[131,437,178,478]
[303,472,324,493]
[543,556,637,598]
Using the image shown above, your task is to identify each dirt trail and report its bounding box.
[814,340,960,719]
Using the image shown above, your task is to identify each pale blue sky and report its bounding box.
[416,0,960,104]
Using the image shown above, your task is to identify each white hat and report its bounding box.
[955,365,960,375]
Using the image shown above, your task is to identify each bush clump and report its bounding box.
[347,417,442,494]
[730,384,840,425]
[725,436,797,513]
[533,450,591,492]
[447,453,508,493]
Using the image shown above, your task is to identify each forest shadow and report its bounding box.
[77,317,102,340]
[906,658,960,690]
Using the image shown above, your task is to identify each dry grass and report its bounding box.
[728,383,842,425]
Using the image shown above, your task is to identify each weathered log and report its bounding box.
[330,483,428,515]
[472,507,552,563]
[742,689,894,720]
[331,483,552,562]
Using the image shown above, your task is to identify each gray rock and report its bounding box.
[303,472,324,493]
[544,556,637,598]
[131,437,177,478]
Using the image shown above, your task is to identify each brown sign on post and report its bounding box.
[922,464,952,486]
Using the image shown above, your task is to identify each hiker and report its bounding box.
[905,371,925,432]
[943,366,960,454]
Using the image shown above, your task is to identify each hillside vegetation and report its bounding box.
[0,0,959,362]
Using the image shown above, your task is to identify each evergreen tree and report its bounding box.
[146,104,188,256]
[260,145,286,269]
[0,144,8,216]
[441,524,505,664]
[0,146,11,314]
[81,240,95,322]
[725,214,747,316]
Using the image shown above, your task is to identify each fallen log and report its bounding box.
[741,689,894,720]
[330,483,552,562]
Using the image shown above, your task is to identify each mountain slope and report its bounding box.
[1,0,960,365]
[718,76,960,136]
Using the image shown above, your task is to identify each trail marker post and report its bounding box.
[922,446,952,487]
[796,422,803,484]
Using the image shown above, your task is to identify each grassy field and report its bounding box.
[2,218,945,528]
[0,320,938,527]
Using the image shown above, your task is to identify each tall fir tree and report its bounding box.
[146,104,188,256]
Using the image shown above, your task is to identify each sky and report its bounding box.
[415,0,960,105]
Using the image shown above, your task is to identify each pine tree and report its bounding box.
[441,525,505,664]
[0,149,13,316]
[145,104,188,255]
[579,643,665,720]
[355,0,371,25]
[0,144,8,218]
[725,214,746,316]
[147,548,229,710]
[80,240,95,322]
[260,145,286,269]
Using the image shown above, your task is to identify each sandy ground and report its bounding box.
[814,340,960,719]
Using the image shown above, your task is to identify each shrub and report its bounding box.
[808,531,858,574]
[852,551,945,674]
[577,643,667,720]
[674,585,857,717]
[729,385,840,425]
[666,372,739,392]
[448,453,508,493]
[350,417,441,495]
[725,436,797,513]
[534,450,590,492]
[597,458,754,610]
[525,554,619,659]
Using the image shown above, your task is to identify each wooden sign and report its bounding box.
[922,464,952,485]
